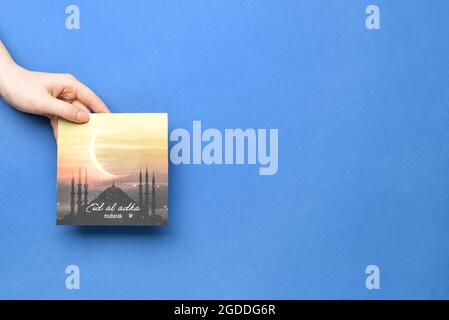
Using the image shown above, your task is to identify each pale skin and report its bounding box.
[0,40,110,138]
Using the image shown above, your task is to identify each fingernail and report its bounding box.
[76,110,90,123]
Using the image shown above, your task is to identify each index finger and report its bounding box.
[72,79,110,113]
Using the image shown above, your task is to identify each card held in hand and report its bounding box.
[56,113,168,226]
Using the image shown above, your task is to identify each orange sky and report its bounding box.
[57,113,168,185]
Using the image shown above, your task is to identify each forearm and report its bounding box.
[0,41,20,97]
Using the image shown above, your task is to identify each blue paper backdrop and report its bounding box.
[0,0,449,299]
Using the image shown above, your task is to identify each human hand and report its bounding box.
[0,42,109,138]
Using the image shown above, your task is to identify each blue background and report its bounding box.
[0,0,449,299]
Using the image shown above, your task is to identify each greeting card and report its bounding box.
[56,113,168,226]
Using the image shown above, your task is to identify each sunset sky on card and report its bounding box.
[57,113,168,185]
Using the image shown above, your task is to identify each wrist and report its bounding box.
[0,60,20,98]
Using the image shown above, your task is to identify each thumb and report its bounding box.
[43,97,90,123]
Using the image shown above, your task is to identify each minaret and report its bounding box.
[70,172,75,214]
[77,167,82,214]
[151,172,156,216]
[138,169,143,212]
[83,168,88,205]
[144,166,150,215]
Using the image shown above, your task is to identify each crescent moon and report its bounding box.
[89,126,116,178]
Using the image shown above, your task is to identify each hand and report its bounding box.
[0,41,109,138]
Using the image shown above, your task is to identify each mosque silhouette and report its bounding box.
[59,166,166,225]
